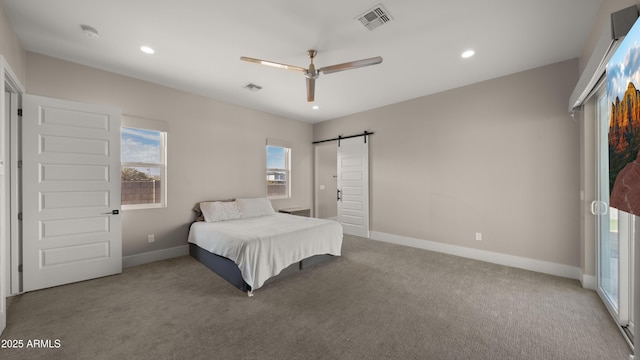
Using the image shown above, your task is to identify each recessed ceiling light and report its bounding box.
[461,50,475,58]
[140,46,155,54]
[312,105,319,110]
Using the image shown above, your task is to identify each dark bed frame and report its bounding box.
[189,243,335,293]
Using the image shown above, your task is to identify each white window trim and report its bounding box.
[121,116,168,210]
[266,139,291,199]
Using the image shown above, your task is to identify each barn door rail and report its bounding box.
[312,131,374,146]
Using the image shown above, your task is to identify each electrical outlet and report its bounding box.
[475,232,482,241]
[148,234,155,243]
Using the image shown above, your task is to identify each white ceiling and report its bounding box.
[1,0,603,123]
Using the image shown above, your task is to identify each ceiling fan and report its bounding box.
[240,49,383,102]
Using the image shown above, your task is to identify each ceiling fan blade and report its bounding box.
[306,77,315,102]
[319,56,383,75]
[240,56,307,73]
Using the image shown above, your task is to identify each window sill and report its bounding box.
[267,195,290,200]
[122,204,167,211]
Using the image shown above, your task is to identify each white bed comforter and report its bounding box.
[187,214,343,290]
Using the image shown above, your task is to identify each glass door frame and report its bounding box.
[594,85,633,343]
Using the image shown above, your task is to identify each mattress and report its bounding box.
[187,213,343,290]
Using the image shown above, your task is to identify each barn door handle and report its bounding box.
[102,210,120,215]
[337,189,342,201]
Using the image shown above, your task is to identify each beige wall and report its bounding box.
[25,53,313,257]
[314,59,580,267]
[0,3,25,85]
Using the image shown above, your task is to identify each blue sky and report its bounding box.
[121,127,161,163]
[267,146,285,169]
[607,19,640,103]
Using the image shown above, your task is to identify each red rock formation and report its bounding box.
[609,82,640,155]
[610,150,640,214]
[609,81,640,213]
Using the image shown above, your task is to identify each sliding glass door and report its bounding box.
[595,89,634,340]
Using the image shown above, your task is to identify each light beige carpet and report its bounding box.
[1,235,633,360]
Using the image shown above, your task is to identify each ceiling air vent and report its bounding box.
[356,4,393,31]
[243,83,263,92]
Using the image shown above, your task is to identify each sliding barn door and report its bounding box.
[337,136,369,238]
[22,95,122,292]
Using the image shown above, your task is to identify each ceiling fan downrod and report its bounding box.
[305,49,319,79]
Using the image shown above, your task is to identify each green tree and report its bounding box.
[121,167,153,181]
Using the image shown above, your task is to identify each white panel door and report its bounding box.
[337,136,369,238]
[22,95,122,292]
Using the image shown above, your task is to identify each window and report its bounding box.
[121,125,167,209]
[266,141,291,199]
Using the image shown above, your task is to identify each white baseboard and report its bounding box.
[580,273,597,290]
[370,231,582,281]
[123,245,189,268]
[0,310,5,334]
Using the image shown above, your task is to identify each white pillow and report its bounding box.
[237,197,276,218]
[200,201,242,222]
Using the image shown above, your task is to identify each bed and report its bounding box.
[187,197,343,296]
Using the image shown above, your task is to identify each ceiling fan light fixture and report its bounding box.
[240,49,382,102]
